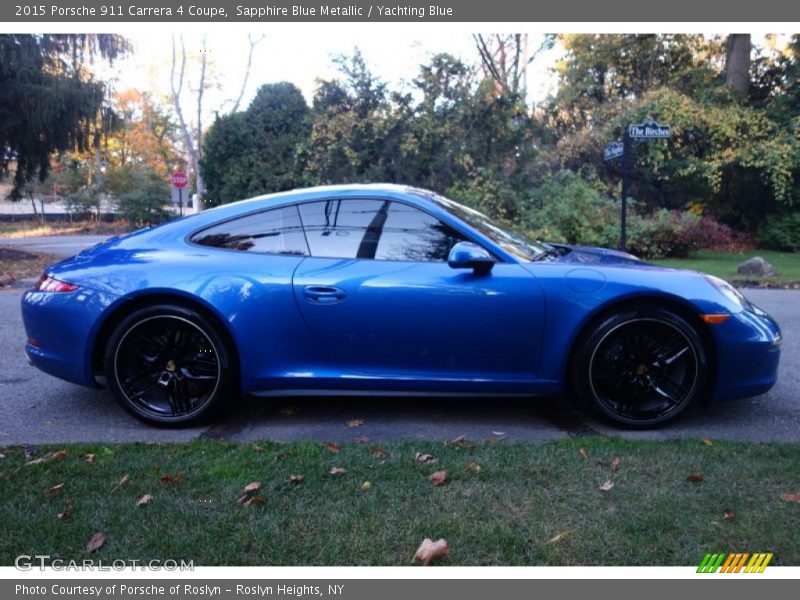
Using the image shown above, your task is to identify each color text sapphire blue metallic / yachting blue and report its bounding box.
[21,184,781,427]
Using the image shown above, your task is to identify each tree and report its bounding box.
[201,83,310,205]
[0,34,129,199]
[725,34,752,95]
[548,35,718,132]
[170,33,265,204]
[473,34,554,101]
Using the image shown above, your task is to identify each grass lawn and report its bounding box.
[1,438,798,566]
[0,219,130,238]
[653,250,800,286]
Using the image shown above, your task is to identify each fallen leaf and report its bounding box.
[58,499,73,520]
[370,445,387,458]
[686,473,704,483]
[430,471,448,486]
[579,448,589,460]
[412,538,449,566]
[545,529,574,545]
[779,493,800,503]
[325,443,340,454]
[347,419,364,428]
[278,405,297,416]
[243,495,265,506]
[702,438,713,446]
[611,457,620,472]
[86,532,106,553]
[51,450,69,460]
[415,452,437,464]
[83,453,96,464]
[43,483,64,498]
[329,467,346,475]
[455,437,477,448]
[136,494,153,507]
[160,471,185,485]
[491,431,506,436]
[353,435,370,443]
[466,461,482,473]
[289,473,305,484]
[0,452,5,459]
[25,457,47,467]
[361,481,372,491]
[599,479,614,491]
[111,474,129,492]
[251,443,264,453]
[243,482,262,493]
[723,509,736,521]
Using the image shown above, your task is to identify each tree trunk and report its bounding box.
[725,34,751,95]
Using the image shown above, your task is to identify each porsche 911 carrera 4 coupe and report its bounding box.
[21,184,781,427]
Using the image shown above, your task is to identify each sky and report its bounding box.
[102,30,560,119]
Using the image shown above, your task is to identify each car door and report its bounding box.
[291,198,545,380]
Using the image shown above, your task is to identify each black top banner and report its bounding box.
[3,0,800,22]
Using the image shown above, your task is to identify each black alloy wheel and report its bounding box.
[104,305,233,425]
[573,307,708,427]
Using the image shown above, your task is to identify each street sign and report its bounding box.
[171,170,189,189]
[628,120,671,139]
[604,141,624,161]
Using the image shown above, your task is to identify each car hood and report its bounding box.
[546,244,644,266]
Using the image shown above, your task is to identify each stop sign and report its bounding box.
[172,171,189,189]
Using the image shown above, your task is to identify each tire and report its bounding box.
[572,306,708,428]
[104,304,235,426]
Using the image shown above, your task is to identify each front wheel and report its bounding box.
[572,306,709,428]
[104,305,234,426]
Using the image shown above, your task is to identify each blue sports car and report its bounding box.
[21,184,781,427]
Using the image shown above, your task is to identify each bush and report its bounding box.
[117,180,171,227]
[528,171,618,248]
[525,172,735,259]
[627,210,734,259]
[757,212,800,252]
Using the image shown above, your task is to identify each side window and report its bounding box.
[298,199,466,261]
[191,205,308,256]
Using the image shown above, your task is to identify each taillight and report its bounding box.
[37,274,78,293]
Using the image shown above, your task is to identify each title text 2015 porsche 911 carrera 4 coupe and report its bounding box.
[21,184,781,427]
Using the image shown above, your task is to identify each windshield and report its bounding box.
[428,193,549,262]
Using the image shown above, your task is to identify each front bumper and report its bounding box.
[710,305,781,401]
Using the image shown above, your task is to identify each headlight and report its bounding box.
[704,275,753,312]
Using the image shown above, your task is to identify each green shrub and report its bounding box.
[525,171,734,259]
[757,212,800,252]
[117,180,171,227]
[528,171,618,247]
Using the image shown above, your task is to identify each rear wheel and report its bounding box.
[104,305,234,426]
[573,306,708,427]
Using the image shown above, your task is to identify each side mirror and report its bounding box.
[448,241,494,275]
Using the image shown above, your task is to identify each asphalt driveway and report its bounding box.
[0,284,797,445]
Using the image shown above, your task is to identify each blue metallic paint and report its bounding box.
[21,184,781,406]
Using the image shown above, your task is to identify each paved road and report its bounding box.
[1,287,797,446]
[0,235,110,257]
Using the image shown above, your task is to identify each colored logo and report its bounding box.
[697,552,773,573]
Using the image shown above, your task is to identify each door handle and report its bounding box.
[302,285,347,304]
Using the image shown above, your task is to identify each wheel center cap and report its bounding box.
[166,359,177,372]
[636,364,648,375]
